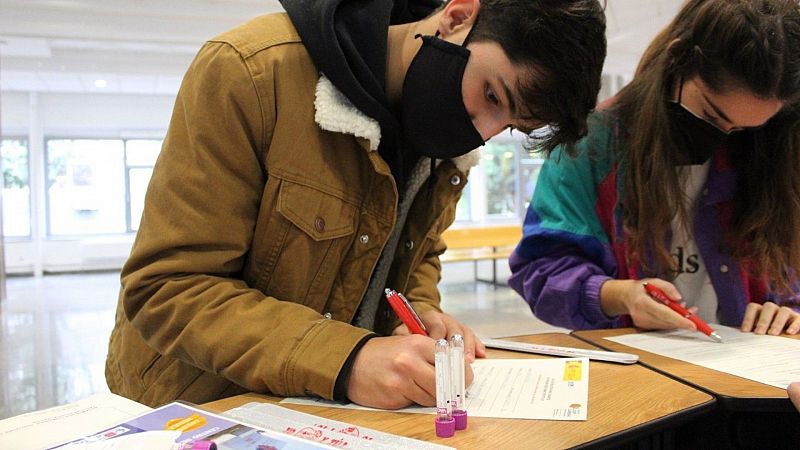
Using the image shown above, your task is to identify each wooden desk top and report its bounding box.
[573,328,792,407]
[204,333,714,450]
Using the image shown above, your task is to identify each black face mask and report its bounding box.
[666,102,729,164]
[400,34,485,159]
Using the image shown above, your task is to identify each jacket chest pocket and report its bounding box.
[253,178,357,311]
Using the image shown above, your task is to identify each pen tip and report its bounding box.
[710,332,723,343]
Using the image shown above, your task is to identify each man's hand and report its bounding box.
[601,279,698,331]
[740,302,800,335]
[346,335,436,409]
[392,310,486,362]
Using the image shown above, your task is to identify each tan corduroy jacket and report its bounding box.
[105,13,480,407]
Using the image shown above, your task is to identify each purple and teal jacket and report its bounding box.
[508,110,774,330]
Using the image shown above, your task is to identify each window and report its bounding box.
[455,133,544,224]
[518,156,545,218]
[125,140,161,231]
[482,140,519,218]
[1,138,31,238]
[46,139,126,236]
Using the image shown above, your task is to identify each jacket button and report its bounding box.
[720,265,729,273]
[323,312,332,319]
[359,234,369,244]
[449,175,461,186]
[405,240,414,250]
[315,217,326,232]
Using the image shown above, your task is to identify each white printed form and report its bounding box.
[282,358,590,421]
[464,358,589,420]
[606,325,800,389]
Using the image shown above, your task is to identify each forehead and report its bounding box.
[467,41,529,82]
[690,77,784,127]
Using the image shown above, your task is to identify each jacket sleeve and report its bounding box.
[508,128,623,330]
[406,237,447,318]
[403,194,462,323]
[120,41,372,400]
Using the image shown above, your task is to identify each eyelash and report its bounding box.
[486,85,500,106]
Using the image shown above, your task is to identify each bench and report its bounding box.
[440,224,522,285]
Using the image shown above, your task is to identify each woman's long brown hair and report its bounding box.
[612,0,800,294]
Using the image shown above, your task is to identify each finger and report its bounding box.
[473,332,486,359]
[407,357,437,405]
[789,382,800,411]
[464,361,475,388]
[740,303,762,332]
[647,278,683,302]
[654,302,696,330]
[754,302,779,334]
[402,379,436,407]
[768,307,793,335]
[459,327,485,362]
[423,314,447,340]
[687,305,699,315]
[392,323,410,336]
[786,313,800,335]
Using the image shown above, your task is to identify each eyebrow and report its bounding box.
[700,91,734,124]
[498,77,519,118]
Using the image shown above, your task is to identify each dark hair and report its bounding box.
[469,0,607,154]
[615,0,800,293]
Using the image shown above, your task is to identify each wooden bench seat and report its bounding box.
[440,225,522,285]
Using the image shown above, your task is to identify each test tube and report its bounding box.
[434,338,455,438]
[449,334,467,430]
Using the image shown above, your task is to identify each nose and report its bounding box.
[473,116,508,141]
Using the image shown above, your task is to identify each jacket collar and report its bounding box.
[314,75,481,173]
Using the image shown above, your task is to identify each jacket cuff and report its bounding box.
[287,319,375,400]
[581,275,617,326]
[333,334,376,401]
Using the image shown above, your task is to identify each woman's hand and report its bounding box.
[601,278,698,331]
[740,302,800,335]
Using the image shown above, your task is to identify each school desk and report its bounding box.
[203,333,714,450]
[573,328,800,448]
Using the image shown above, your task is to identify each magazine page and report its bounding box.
[49,401,331,450]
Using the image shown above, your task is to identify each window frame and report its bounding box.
[1,137,33,240]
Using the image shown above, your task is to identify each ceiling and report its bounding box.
[0,0,683,95]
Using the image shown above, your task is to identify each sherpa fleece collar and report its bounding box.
[313,75,481,173]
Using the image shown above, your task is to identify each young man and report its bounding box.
[106,0,606,409]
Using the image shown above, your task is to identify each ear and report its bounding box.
[437,0,481,38]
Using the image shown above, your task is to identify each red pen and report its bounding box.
[643,282,723,343]
[384,288,428,336]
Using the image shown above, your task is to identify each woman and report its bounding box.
[509,0,800,334]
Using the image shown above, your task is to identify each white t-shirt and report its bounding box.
[670,161,721,323]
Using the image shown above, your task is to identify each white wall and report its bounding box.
[2,90,176,274]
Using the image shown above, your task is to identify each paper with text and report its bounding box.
[0,393,152,450]
[281,358,589,420]
[225,403,454,450]
[606,325,800,388]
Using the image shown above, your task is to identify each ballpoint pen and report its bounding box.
[449,334,468,430]
[434,338,455,438]
[384,288,428,336]
[643,282,723,343]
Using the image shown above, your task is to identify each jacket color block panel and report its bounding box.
[508,111,772,330]
[105,13,479,407]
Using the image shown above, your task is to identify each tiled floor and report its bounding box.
[0,263,565,420]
